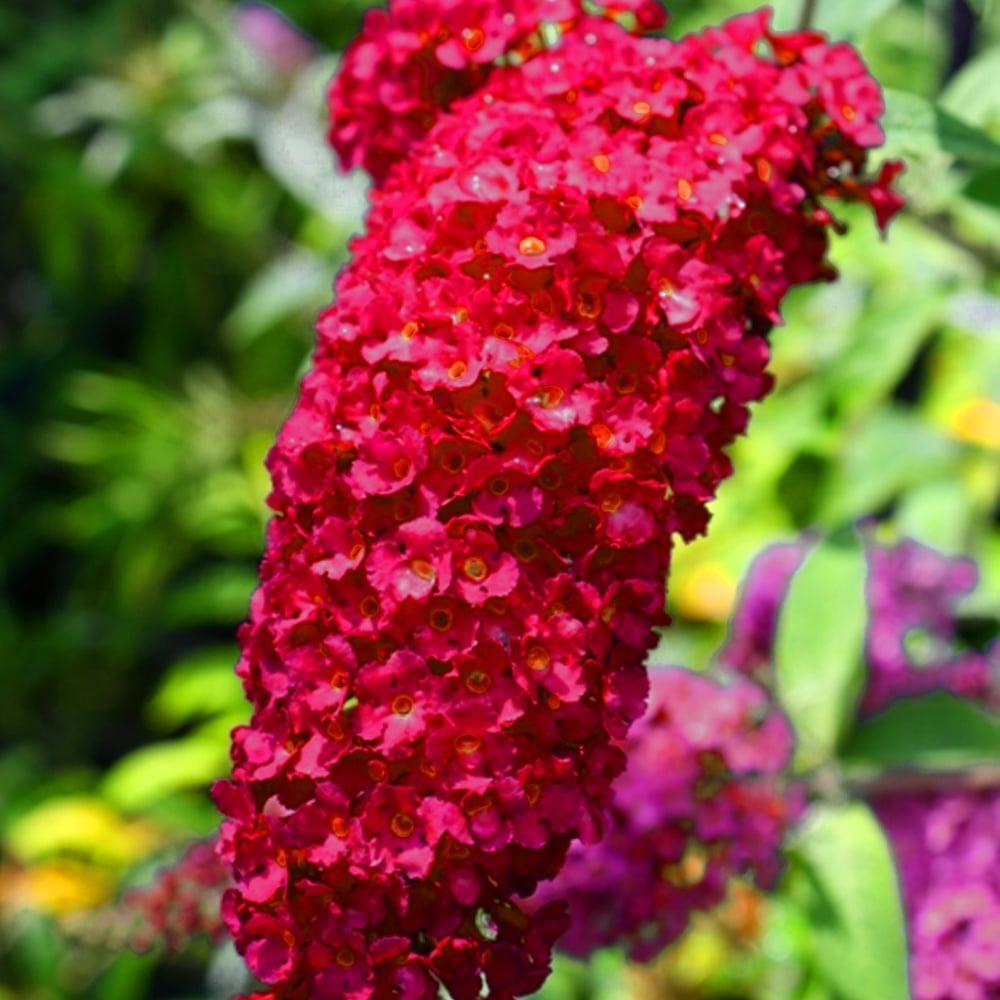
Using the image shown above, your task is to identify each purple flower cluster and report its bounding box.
[720,536,998,714]
[863,542,997,714]
[120,841,229,953]
[873,791,1000,1000]
[717,539,804,682]
[527,666,801,961]
[722,534,999,1000]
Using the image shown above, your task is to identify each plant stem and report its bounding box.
[844,763,1000,798]
[944,0,977,84]
[807,761,1000,801]
[850,763,1000,797]
[799,0,820,30]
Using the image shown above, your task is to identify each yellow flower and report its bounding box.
[673,561,737,623]
[0,860,113,916]
[947,399,1000,450]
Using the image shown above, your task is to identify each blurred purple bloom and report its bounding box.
[863,540,994,714]
[235,3,316,76]
[723,534,999,998]
[873,791,1000,1000]
[719,536,998,714]
[529,667,802,962]
[718,540,806,682]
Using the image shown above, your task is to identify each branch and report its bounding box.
[845,762,1000,798]
[944,0,977,84]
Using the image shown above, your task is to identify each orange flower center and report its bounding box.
[430,607,453,631]
[463,557,488,581]
[455,734,481,755]
[462,27,485,52]
[411,558,435,581]
[592,153,611,174]
[527,646,551,672]
[390,813,415,838]
[392,694,415,717]
[465,670,492,695]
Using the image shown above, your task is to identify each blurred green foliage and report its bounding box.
[1,1,998,998]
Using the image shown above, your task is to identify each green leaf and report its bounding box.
[147,646,243,732]
[6,917,66,992]
[224,249,332,347]
[941,46,1000,128]
[5,795,158,865]
[769,0,901,39]
[842,691,1000,772]
[101,738,229,811]
[962,0,995,20]
[818,407,958,525]
[895,478,975,554]
[530,950,624,1000]
[964,166,1000,208]
[823,292,941,419]
[795,803,909,1000]
[163,565,258,626]
[93,950,156,1000]
[774,527,868,763]
[882,89,1000,166]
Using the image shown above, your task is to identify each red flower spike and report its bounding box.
[219,3,901,997]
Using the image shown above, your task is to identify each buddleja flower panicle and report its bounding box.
[529,667,803,962]
[217,3,901,997]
